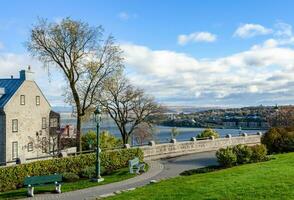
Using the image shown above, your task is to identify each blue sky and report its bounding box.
[1,0,294,107]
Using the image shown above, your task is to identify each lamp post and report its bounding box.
[274,104,279,127]
[92,106,104,182]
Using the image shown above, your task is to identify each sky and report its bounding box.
[1,0,294,107]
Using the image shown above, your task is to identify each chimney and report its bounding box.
[20,66,34,81]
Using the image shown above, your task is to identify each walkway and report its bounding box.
[26,151,217,200]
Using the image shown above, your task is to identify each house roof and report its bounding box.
[0,79,24,109]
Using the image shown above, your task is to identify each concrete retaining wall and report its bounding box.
[139,135,261,160]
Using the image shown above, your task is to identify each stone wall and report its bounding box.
[4,80,51,163]
[140,135,261,160]
[0,113,6,163]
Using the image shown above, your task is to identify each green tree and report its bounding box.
[81,130,122,151]
[261,127,294,153]
[197,128,220,139]
[171,127,180,139]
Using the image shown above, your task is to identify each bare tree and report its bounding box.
[27,18,123,151]
[132,122,155,145]
[267,106,294,127]
[99,75,162,144]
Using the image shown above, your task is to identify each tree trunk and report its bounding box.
[122,131,129,145]
[76,114,82,152]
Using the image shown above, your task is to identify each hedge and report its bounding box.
[0,148,143,192]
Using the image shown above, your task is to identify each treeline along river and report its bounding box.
[61,115,266,144]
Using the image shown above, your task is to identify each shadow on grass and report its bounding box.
[180,165,223,176]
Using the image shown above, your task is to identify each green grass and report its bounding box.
[0,167,136,200]
[106,153,294,200]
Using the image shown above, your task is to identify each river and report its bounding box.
[61,116,266,144]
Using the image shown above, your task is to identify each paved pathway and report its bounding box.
[25,151,217,200]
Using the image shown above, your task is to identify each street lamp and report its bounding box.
[274,104,279,127]
[92,106,104,182]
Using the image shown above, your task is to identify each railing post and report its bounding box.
[257,132,263,136]
[148,141,156,146]
[226,134,232,138]
[170,138,177,143]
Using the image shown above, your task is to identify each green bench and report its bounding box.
[129,157,145,174]
[23,174,62,197]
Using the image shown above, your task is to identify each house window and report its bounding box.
[50,118,58,128]
[12,141,18,159]
[42,137,47,153]
[36,96,40,105]
[12,119,18,132]
[28,142,33,152]
[42,117,47,129]
[20,95,25,105]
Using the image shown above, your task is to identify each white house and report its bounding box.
[0,68,57,165]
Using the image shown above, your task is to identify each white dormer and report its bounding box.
[0,87,5,98]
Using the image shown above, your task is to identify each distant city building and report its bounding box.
[0,68,58,165]
[60,124,76,138]
[222,115,269,129]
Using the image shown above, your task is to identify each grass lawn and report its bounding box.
[106,153,294,200]
[0,167,137,200]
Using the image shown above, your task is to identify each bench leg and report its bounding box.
[55,183,61,193]
[136,167,140,174]
[141,163,146,172]
[129,168,134,174]
[27,185,34,197]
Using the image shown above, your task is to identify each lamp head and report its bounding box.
[94,106,102,122]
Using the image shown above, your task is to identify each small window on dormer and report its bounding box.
[20,95,25,105]
[36,96,40,105]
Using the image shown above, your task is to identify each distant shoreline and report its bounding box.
[158,124,268,131]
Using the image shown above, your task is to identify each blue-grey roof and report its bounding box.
[0,79,24,109]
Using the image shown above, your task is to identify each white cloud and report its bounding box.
[275,22,292,37]
[122,42,294,106]
[118,12,137,21]
[178,32,217,45]
[234,24,272,38]
[0,52,66,106]
[248,85,259,93]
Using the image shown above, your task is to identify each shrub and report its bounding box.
[197,128,220,139]
[0,148,143,192]
[261,127,294,153]
[62,172,79,182]
[233,144,252,164]
[250,144,268,162]
[216,147,237,167]
[81,131,122,151]
[81,166,96,178]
